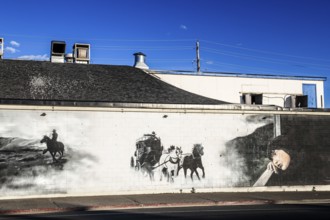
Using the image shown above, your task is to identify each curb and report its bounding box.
[274,199,330,204]
[0,199,272,215]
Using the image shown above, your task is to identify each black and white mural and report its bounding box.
[0,109,329,197]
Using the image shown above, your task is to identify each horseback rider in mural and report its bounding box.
[51,129,58,144]
[40,129,65,162]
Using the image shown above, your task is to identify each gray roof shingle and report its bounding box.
[0,60,228,106]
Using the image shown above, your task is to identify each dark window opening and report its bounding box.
[242,94,263,105]
[52,43,66,54]
[296,95,308,107]
[251,94,263,105]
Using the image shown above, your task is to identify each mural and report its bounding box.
[225,115,330,187]
[0,109,329,197]
[131,132,205,182]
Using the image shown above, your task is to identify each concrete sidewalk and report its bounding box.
[0,191,330,215]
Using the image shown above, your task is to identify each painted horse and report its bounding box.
[40,135,65,162]
[178,144,205,180]
[156,146,183,182]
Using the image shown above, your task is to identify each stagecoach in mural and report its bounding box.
[130,132,205,182]
[130,132,164,171]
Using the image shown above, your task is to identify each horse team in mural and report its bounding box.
[130,132,205,182]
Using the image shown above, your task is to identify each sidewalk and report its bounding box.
[0,191,330,215]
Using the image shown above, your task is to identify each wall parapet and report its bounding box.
[1,103,330,115]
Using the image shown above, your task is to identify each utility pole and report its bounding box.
[196,40,201,74]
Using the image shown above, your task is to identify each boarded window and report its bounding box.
[78,48,88,58]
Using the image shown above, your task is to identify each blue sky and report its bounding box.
[1,0,330,107]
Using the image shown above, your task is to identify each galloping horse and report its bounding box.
[40,135,65,162]
[157,146,182,182]
[178,144,205,180]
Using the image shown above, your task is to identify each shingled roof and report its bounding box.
[0,59,227,106]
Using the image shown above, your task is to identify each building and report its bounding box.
[0,44,329,199]
[131,53,326,109]
[151,70,326,108]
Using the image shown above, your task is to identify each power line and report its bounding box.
[201,47,330,71]
[200,39,330,62]
[203,60,281,73]
[3,33,328,62]
[2,33,329,74]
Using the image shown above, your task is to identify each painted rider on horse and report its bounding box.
[51,129,58,142]
[51,129,59,147]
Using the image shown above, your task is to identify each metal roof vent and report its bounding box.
[50,41,66,63]
[0,38,4,59]
[65,53,74,63]
[133,52,149,70]
[73,43,90,64]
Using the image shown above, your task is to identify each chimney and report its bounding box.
[0,38,3,59]
[50,41,66,63]
[73,43,90,64]
[133,52,149,70]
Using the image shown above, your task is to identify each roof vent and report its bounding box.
[65,53,74,63]
[73,43,90,64]
[133,52,149,70]
[0,38,4,59]
[50,41,66,63]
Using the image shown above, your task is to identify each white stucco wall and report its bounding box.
[0,104,330,199]
[154,73,325,108]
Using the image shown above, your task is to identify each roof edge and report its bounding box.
[150,70,327,81]
[1,99,330,113]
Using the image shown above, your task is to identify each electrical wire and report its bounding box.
[200,39,330,62]
[2,33,329,74]
[201,48,330,71]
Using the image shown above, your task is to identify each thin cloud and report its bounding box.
[5,47,19,53]
[17,54,49,61]
[206,60,214,65]
[10,41,20,47]
[180,25,188,30]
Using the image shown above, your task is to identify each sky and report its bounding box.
[1,0,330,107]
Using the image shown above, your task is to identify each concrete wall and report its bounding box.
[154,73,325,108]
[0,105,329,198]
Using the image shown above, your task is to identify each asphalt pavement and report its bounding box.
[0,191,330,215]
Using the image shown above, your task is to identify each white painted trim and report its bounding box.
[0,104,330,115]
